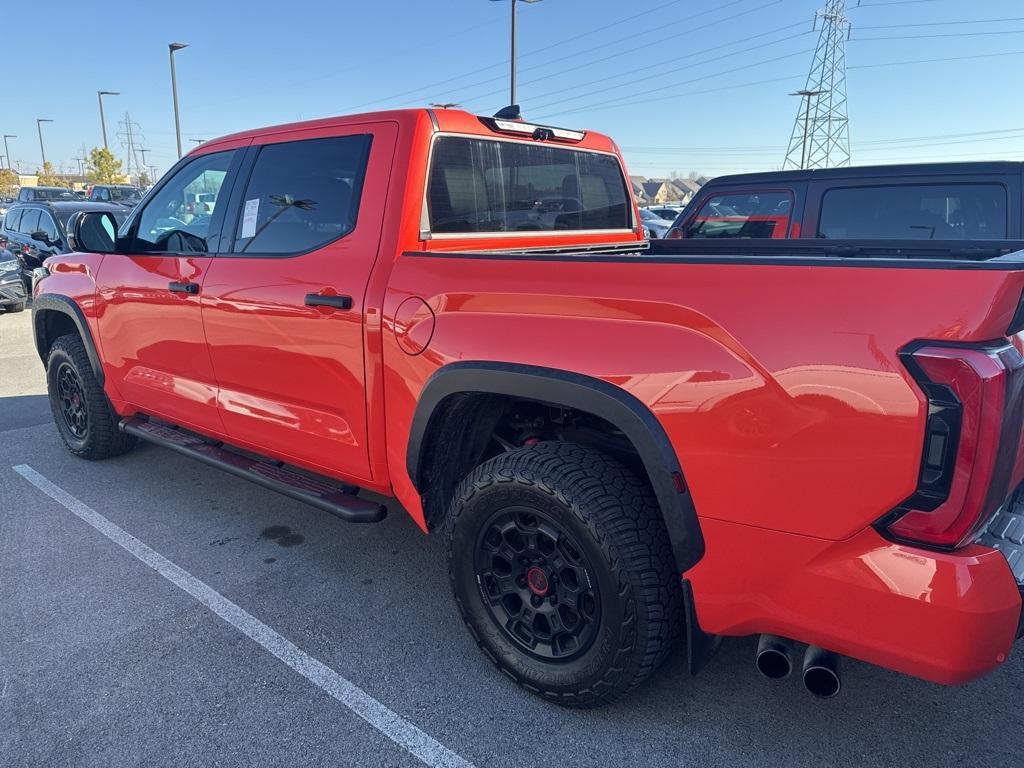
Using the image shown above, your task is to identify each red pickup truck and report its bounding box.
[31,108,1024,706]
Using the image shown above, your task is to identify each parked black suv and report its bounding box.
[2,201,128,289]
[666,162,1023,241]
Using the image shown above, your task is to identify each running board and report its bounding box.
[120,417,387,523]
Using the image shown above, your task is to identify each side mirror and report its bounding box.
[30,230,52,246]
[69,211,119,253]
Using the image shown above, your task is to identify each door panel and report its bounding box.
[95,147,245,432]
[95,255,221,430]
[201,122,397,482]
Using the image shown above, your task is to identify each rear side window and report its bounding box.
[231,135,372,255]
[817,184,1007,240]
[18,209,40,235]
[427,137,631,234]
[4,208,22,231]
[685,191,792,238]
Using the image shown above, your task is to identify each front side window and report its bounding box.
[817,184,1008,240]
[133,150,236,253]
[38,212,58,241]
[230,135,372,255]
[685,191,793,238]
[427,137,631,234]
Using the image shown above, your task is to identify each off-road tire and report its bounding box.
[6,301,26,313]
[46,333,136,459]
[447,441,683,707]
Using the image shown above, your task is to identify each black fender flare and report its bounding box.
[406,361,705,572]
[32,293,105,386]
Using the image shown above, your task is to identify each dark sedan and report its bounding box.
[2,201,128,290]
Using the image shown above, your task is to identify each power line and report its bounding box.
[858,15,1024,29]
[455,0,790,108]
[342,0,756,112]
[855,28,1024,41]
[477,18,809,112]
[535,47,1024,121]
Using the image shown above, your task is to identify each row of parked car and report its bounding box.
[0,184,143,312]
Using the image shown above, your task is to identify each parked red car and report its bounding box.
[31,108,1024,706]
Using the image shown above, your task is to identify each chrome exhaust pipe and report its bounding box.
[802,645,841,698]
[755,634,793,680]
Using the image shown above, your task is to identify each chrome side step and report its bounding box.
[120,417,386,523]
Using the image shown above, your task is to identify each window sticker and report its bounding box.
[241,198,260,239]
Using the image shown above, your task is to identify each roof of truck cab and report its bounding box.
[704,161,1024,186]
[195,108,618,156]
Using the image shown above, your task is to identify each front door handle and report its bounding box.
[305,293,353,311]
[168,281,200,295]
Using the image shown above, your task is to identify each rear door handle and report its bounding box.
[305,294,353,311]
[168,281,200,295]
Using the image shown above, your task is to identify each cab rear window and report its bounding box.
[684,192,792,239]
[817,184,1007,240]
[427,137,631,234]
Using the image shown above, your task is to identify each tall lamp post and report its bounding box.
[489,0,543,111]
[1,135,12,171]
[97,90,119,150]
[168,42,188,159]
[790,89,827,170]
[36,119,53,168]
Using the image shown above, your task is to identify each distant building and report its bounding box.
[629,175,706,206]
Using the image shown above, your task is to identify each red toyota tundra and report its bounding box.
[30,108,1024,706]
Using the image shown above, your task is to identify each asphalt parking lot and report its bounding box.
[2,306,1023,768]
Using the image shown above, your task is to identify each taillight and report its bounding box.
[879,342,1024,550]
[666,227,683,240]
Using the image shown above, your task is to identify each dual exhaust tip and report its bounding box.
[755,635,841,698]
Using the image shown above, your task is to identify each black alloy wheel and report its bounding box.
[475,505,601,661]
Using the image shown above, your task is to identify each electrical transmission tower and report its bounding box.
[783,0,851,170]
[117,113,146,180]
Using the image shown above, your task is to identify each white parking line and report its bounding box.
[12,464,475,768]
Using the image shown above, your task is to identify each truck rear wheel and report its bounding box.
[46,334,136,460]
[447,441,683,707]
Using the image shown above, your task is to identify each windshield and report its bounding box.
[34,188,78,201]
[110,187,142,202]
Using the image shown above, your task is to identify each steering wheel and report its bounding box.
[158,229,207,253]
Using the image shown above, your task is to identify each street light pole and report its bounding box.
[36,119,53,168]
[790,89,826,170]
[168,42,188,159]
[2,135,13,171]
[490,0,542,110]
[97,90,119,150]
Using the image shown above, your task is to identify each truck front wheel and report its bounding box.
[447,441,683,707]
[46,334,136,460]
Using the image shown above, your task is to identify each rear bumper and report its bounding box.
[688,517,1023,685]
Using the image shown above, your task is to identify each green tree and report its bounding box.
[37,161,67,187]
[0,168,16,198]
[85,147,123,185]
[136,170,151,188]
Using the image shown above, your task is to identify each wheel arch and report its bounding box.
[32,293,105,386]
[406,361,705,573]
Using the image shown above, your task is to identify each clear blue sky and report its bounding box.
[4,0,1024,180]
